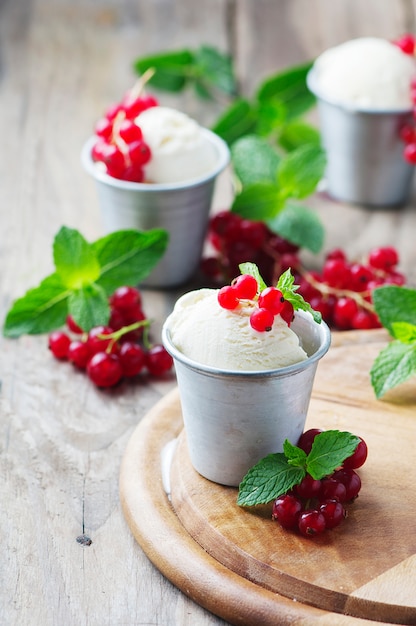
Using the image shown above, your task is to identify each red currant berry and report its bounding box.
[120,163,144,182]
[332,469,362,501]
[146,345,173,377]
[319,500,346,529]
[272,494,303,530]
[238,219,267,250]
[399,124,416,144]
[394,34,415,55]
[280,300,294,326]
[119,342,146,377]
[268,234,299,255]
[297,428,323,454]
[118,119,143,143]
[342,437,368,470]
[404,142,416,164]
[110,285,142,311]
[66,314,84,334]
[349,263,373,292]
[68,340,91,369]
[218,286,239,310]
[127,140,151,166]
[258,287,285,316]
[322,258,351,288]
[105,102,123,121]
[294,474,322,499]
[87,326,118,356]
[95,117,113,140]
[298,510,326,537]
[368,246,399,271]
[319,477,347,503]
[48,331,71,359]
[326,248,346,262]
[250,307,274,332]
[232,274,258,300]
[87,352,123,388]
[333,297,359,330]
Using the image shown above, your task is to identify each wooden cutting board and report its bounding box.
[120,329,416,625]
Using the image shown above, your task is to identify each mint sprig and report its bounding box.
[237,430,360,507]
[370,285,416,398]
[3,226,168,338]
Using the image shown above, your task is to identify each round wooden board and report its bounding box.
[120,330,416,626]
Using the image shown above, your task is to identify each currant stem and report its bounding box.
[97,319,152,353]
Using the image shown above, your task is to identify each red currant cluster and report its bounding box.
[217,273,294,332]
[48,286,173,388]
[298,246,405,330]
[392,34,416,164]
[272,428,368,538]
[91,84,158,182]
[201,210,300,287]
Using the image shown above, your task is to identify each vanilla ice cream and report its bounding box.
[135,106,219,184]
[311,37,416,110]
[165,288,308,371]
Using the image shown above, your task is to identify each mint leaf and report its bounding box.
[267,202,324,253]
[370,340,416,399]
[255,100,286,137]
[391,321,416,343]
[54,226,100,289]
[372,285,416,335]
[257,62,315,120]
[278,120,321,152]
[277,144,326,199]
[133,49,193,92]
[94,229,168,293]
[237,453,306,506]
[3,227,168,338]
[277,269,322,323]
[68,284,110,331]
[306,431,360,480]
[211,98,257,145]
[231,135,281,186]
[3,273,71,337]
[231,183,284,220]
[193,45,237,98]
[283,439,307,467]
[239,262,267,292]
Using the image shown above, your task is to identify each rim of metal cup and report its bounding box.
[81,129,230,191]
[307,68,413,115]
[162,309,331,379]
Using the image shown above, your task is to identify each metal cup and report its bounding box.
[81,131,230,288]
[162,310,331,487]
[307,69,414,207]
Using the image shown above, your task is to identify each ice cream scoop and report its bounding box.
[136,106,219,183]
[166,288,308,371]
[311,37,416,111]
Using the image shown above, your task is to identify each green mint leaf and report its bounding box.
[277,269,322,323]
[231,183,284,220]
[306,430,360,480]
[372,285,416,335]
[211,98,257,145]
[237,453,306,507]
[3,273,71,337]
[267,202,324,254]
[93,229,168,294]
[68,284,110,332]
[255,100,286,137]
[370,340,416,398]
[193,45,237,97]
[283,439,307,467]
[278,120,321,152]
[256,62,315,120]
[239,262,267,292]
[53,226,100,289]
[231,135,281,186]
[277,144,326,199]
[391,321,416,343]
[133,49,194,92]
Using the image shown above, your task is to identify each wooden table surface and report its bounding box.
[1,1,416,625]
